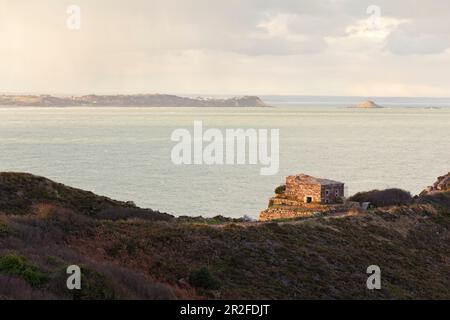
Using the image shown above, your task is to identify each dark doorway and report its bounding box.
[306,197,312,203]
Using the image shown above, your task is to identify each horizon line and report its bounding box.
[3,92,450,100]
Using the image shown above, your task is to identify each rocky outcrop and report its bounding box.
[420,172,450,195]
[0,94,268,107]
[353,100,383,108]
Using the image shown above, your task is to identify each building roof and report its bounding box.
[288,174,344,186]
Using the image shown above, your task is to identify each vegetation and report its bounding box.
[0,254,47,287]
[418,191,450,212]
[189,267,220,290]
[348,188,412,207]
[0,172,449,299]
[177,215,246,225]
[275,184,286,194]
[0,172,173,221]
[71,267,116,300]
[0,222,8,236]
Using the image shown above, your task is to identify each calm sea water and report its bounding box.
[0,105,449,218]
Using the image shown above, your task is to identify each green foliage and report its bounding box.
[0,222,9,236]
[177,215,243,225]
[274,184,286,194]
[106,243,123,258]
[189,267,220,290]
[126,239,139,255]
[348,188,412,207]
[0,254,48,286]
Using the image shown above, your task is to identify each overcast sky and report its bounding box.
[1,0,450,96]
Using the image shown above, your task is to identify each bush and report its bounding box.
[189,267,220,290]
[0,223,9,236]
[418,191,450,212]
[348,188,412,207]
[70,267,116,300]
[0,254,48,286]
[275,184,286,195]
[240,215,255,222]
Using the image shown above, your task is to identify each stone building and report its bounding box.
[285,174,344,204]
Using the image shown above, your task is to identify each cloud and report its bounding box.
[385,22,450,55]
[346,17,409,40]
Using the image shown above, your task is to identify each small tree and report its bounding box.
[189,267,220,290]
[275,184,286,195]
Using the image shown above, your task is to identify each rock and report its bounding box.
[353,100,383,108]
[420,172,450,195]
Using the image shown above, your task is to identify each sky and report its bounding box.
[1,0,450,96]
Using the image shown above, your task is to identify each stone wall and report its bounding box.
[260,201,344,221]
[285,176,344,204]
[321,184,344,204]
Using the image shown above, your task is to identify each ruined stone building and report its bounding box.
[285,174,344,204]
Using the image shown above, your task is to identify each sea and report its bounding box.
[1,96,449,218]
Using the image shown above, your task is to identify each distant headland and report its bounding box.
[0,94,268,108]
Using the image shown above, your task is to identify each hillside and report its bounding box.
[0,94,267,107]
[0,173,449,299]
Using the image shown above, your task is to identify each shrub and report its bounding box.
[93,263,176,299]
[348,188,412,207]
[418,191,450,213]
[0,274,55,299]
[275,184,286,195]
[240,215,255,222]
[70,267,116,300]
[0,254,48,287]
[34,203,58,219]
[189,267,220,290]
[0,223,9,236]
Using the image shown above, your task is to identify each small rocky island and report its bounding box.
[0,94,267,108]
[352,100,384,108]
